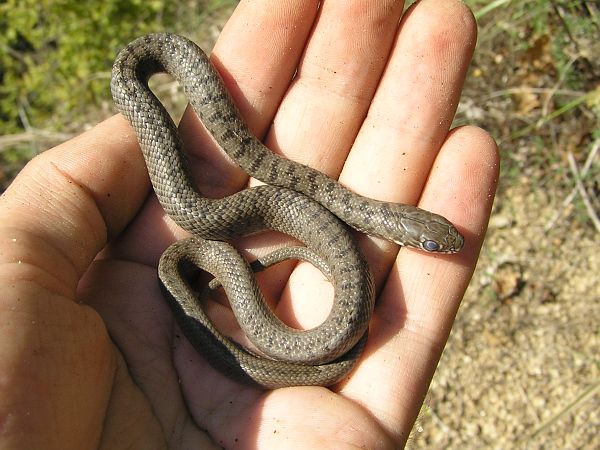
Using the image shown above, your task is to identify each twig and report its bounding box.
[584,1,599,30]
[551,3,577,51]
[545,140,599,230]
[484,87,583,100]
[567,150,600,233]
[541,56,577,119]
[524,379,600,443]
[0,130,74,152]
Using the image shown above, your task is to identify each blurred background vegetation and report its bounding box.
[0,1,598,448]
[0,0,237,184]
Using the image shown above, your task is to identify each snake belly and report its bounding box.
[110,33,463,389]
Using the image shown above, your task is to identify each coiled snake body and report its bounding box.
[111,33,463,389]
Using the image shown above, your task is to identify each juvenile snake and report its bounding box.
[111,33,464,389]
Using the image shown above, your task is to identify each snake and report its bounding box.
[110,33,464,389]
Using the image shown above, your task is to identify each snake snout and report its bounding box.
[437,226,464,254]
[414,213,465,254]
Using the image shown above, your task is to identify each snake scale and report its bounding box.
[111,33,464,389]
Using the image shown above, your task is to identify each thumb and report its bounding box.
[0,115,148,448]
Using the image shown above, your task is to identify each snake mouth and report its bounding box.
[447,226,465,253]
[438,231,465,254]
[453,232,465,253]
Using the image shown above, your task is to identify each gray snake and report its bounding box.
[110,33,464,389]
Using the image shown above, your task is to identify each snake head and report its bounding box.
[413,216,464,254]
[381,205,464,254]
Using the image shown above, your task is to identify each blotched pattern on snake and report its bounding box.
[110,33,463,389]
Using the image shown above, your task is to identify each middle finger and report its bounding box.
[267,0,406,328]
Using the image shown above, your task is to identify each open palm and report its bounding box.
[0,1,498,448]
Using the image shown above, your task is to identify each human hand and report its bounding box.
[0,0,498,448]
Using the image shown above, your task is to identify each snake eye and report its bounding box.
[423,240,441,252]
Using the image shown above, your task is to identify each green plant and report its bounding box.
[0,0,235,135]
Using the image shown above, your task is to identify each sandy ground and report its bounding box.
[410,183,599,449]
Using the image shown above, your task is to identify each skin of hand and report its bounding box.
[0,0,498,449]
